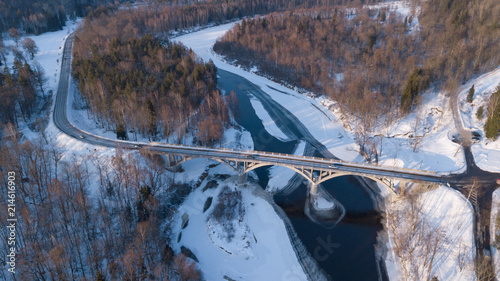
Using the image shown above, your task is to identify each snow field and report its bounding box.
[385,186,475,281]
[172,163,308,281]
[248,95,291,141]
[491,189,500,275]
[457,66,500,172]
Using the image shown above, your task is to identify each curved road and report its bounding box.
[53,34,446,189]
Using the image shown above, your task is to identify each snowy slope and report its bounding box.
[370,90,466,173]
[491,188,500,275]
[366,0,420,32]
[457,67,500,172]
[173,168,309,281]
[3,20,81,95]
[385,186,475,281]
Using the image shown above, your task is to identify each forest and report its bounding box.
[0,0,117,35]
[71,0,382,144]
[0,128,202,280]
[485,84,500,139]
[214,0,500,131]
[72,33,232,144]
[0,58,47,129]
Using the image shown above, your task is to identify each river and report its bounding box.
[217,69,387,281]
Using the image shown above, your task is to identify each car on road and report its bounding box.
[471,131,481,143]
[247,154,257,159]
[133,144,142,148]
[79,135,85,139]
[329,163,342,168]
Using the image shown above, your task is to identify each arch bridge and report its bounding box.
[154,143,446,195]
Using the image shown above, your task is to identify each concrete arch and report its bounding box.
[213,158,241,174]
[165,155,242,175]
[316,172,396,195]
[244,163,316,184]
[316,172,386,186]
[164,155,396,194]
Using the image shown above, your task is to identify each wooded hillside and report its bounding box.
[0,0,114,34]
[72,33,230,144]
[72,0,382,144]
[214,0,500,124]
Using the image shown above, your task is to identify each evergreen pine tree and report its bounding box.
[146,98,157,139]
[467,84,475,103]
[116,123,128,140]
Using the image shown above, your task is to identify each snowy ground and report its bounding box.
[248,95,291,142]
[365,0,420,32]
[457,67,500,172]
[385,186,475,281]
[491,188,500,275]
[2,20,81,95]
[172,163,308,281]
[2,20,81,140]
[368,90,466,174]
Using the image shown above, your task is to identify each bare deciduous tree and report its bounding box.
[21,38,38,59]
[9,28,20,46]
[31,61,48,96]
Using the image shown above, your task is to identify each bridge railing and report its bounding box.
[147,141,438,176]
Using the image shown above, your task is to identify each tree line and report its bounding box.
[484,84,500,139]
[214,0,500,128]
[0,0,118,35]
[0,127,202,280]
[214,8,419,153]
[0,58,47,128]
[72,31,234,145]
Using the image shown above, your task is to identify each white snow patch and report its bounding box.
[491,188,500,275]
[174,176,308,281]
[313,197,334,210]
[385,186,475,281]
[457,66,500,172]
[365,1,420,32]
[248,95,291,141]
[3,20,81,96]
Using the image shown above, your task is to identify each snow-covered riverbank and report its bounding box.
[176,22,484,280]
[171,163,324,281]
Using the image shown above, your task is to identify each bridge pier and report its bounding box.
[310,182,319,195]
[238,172,247,184]
[398,180,413,194]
